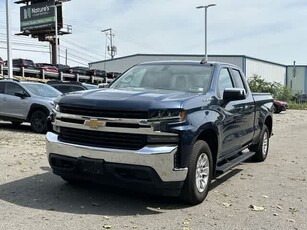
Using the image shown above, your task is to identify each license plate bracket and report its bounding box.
[77,157,104,175]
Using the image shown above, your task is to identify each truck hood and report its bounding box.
[58,88,201,110]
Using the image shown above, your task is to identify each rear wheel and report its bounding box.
[181,140,213,205]
[249,125,270,162]
[30,110,48,133]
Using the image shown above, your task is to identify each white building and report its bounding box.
[286,66,307,95]
[89,54,287,86]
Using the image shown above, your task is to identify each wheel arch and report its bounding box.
[27,104,50,121]
[196,127,219,175]
[264,115,273,137]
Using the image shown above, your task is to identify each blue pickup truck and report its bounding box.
[46,60,273,205]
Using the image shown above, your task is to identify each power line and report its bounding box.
[59,44,101,61]
[61,37,104,57]
[58,49,95,63]
[0,46,50,53]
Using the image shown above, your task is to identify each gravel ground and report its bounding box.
[0,110,306,230]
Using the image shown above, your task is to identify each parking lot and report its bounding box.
[0,110,306,230]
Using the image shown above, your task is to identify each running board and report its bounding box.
[216,151,255,175]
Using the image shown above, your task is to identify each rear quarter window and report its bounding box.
[232,69,246,90]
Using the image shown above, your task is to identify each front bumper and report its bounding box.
[46,132,188,182]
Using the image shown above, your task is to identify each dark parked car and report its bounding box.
[55,64,70,72]
[107,72,121,79]
[296,94,307,104]
[62,66,90,76]
[47,81,87,93]
[88,69,106,77]
[273,100,288,113]
[11,58,37,70]
[36,63,58,73]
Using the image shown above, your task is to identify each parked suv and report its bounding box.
[11,58,36,69]
[47,81,87,93]
[62,66,90,75]
[5,58,39,77]
[0,79,61,133]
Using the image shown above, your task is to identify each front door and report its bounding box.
[216,68,255,158]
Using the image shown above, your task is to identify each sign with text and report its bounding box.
[20,0,56,31]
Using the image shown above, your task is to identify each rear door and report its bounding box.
[229,68,255,144]
[217,67,255,158]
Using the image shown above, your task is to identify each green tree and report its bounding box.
[248,74,291,101]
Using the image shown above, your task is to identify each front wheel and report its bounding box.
[273,105,281,114]
[181,140,213,205]
[249,125,270,162]
[30,110,48,133]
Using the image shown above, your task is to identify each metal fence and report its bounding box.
[0,64,105,83]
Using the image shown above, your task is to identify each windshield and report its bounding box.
[110,64,213,93]
[22,82,61,98]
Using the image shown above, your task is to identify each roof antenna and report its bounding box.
[200,58,207,64]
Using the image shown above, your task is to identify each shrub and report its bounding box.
[248,74,291,101]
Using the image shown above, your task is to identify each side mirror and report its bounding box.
[15,92,27,99]
[223,88,246,101]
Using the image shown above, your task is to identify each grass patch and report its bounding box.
[288,101,307,110]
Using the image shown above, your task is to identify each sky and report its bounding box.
[0,0,307,67]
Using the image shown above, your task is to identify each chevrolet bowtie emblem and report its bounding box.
[84,119,105,128]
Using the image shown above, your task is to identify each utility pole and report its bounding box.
[101,28,117,59]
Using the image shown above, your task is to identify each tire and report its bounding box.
[11,121,22,127]
[30,110,48,133]
[273,105,281,114]
[180,140,213,205]
[249,125,270,162]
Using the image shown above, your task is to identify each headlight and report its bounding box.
[53,101,60,112]
[148,109,186,122]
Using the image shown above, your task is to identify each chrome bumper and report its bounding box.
[46,132,188,182]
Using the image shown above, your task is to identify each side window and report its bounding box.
[217,68,234,98]
[5,82,25,96]
[232,69,246,90]
[0,82,5,94]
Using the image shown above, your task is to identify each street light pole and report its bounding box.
[6,0,13,78]
[196,4,216,62]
